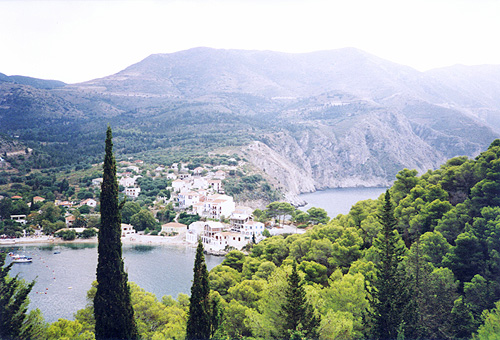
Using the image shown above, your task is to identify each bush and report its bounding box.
[80,228,97,239]
[56,229,76,241]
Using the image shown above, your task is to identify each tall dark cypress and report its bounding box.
[282,261,320,340]
[94,126,138,340]
[186,239,211,340]
[370,190,411,340]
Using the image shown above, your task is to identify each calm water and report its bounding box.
[299,187,387,218]
[1,243,223,323]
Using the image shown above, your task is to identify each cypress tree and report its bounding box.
[370,190,412,340]
[282,261,320,340]
[94,126,138,340]
[186,238,211,340]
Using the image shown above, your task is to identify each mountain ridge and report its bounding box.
[1,47,499,199]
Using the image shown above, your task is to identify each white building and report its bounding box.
[191,177,209,190]
[80,198,97,208]
[124,187,141,198]
[221,232,247,249]
[11,215,27,225]
[121,224,136,237]
[177,191,202,208]
[230,212,252,232]
[186,221,206,244]
[125,165,140,173]
[192,167,204,176]
[242,221,265,241]
[201,221,247,251]
[161,222,187,234]
[172,179,188,193]
[208,180,223,193]
[213,170,226,180]
[186,229,198,244]
[201,221,225,251]
[65,215,76,227]
[192,202,206,216]
[119,176,141,188]
[204,194,235,220]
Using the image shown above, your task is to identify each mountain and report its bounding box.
[69,47,444,100]
[1,48,499,199]
[425,64,500,129]
[0,72,66,89]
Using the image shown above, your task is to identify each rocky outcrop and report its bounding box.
[242,141,316,197]
[243,109,450,198]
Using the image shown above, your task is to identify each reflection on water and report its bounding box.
[37,244,56,251]
[63,243,97,250]
[132,244,155,252]
[1,243,223,323]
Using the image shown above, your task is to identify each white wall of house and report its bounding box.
[124,187,141,198]
[191,177,209,190]
[82,199,97,207]
[11,215,27,224]
[121,224,136,237]
[178,191,201,208]
[161,222,187,234]
[172,179,187,193]
[242,221,265,241]
[119,176,141,188]
[186,230,198,244]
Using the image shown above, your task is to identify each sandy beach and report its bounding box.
[0,232,191,247]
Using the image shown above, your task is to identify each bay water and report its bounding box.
[2,243,223,323]
[299,187,388,218]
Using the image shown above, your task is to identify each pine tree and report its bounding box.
[370,190,412,340]
[0,252,35,340]
[186,238,211,340]
[94,126,138,340]
[282,262,320,340]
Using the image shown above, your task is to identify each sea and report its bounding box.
[298,187,387,218]
[2,243,223,323]
[2,186,387,323]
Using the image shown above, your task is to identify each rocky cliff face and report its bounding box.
[243,108,445,199]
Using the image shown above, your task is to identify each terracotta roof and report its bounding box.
[162,222,187,228]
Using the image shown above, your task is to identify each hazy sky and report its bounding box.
[1,0,500,83]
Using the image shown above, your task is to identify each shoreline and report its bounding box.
[0,233,192,247]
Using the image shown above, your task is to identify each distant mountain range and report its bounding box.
[1,47,499,197]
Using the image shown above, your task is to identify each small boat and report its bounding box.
[11,255,33,263]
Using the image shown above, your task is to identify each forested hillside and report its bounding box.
[34,139,500,340]
[201,139,500,339]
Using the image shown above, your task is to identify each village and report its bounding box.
[1,158,304,253]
